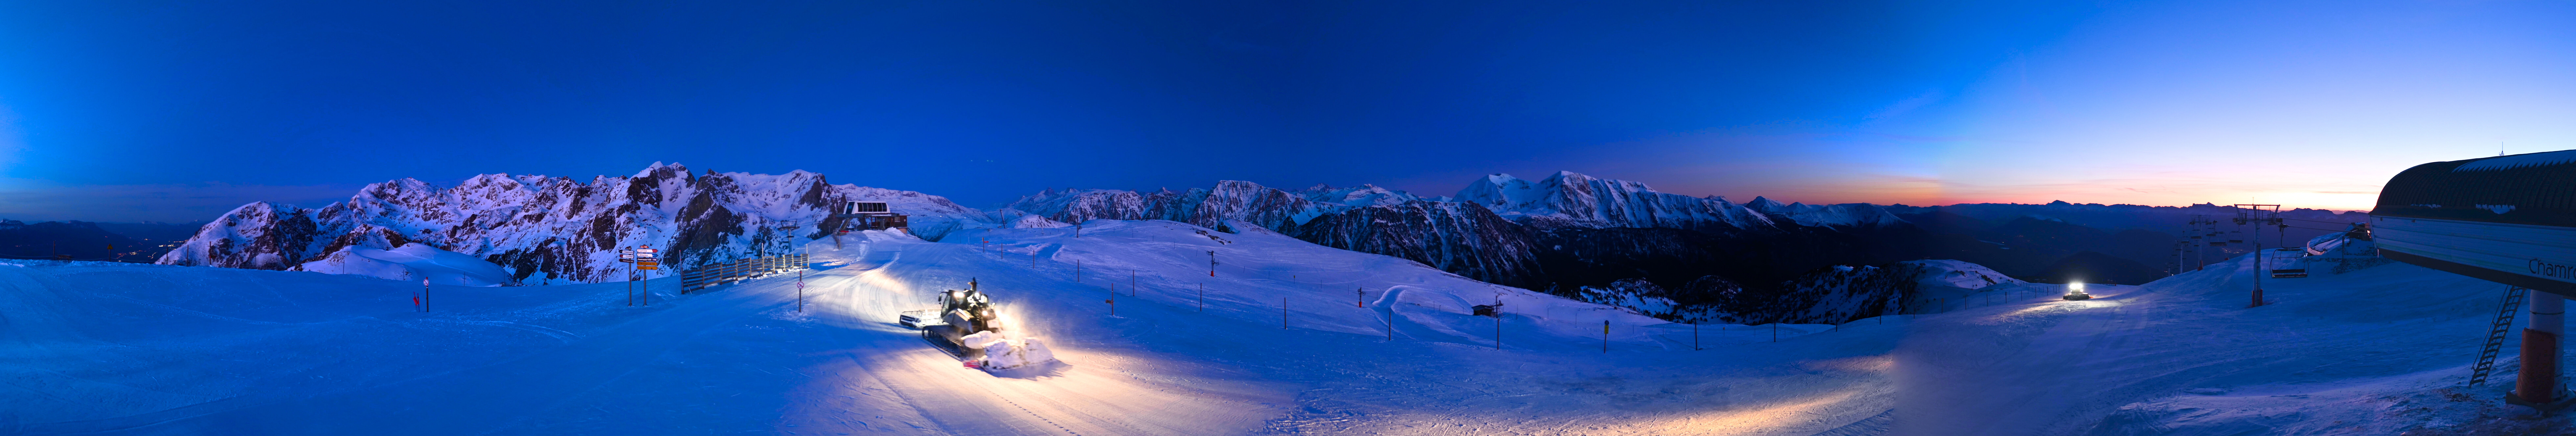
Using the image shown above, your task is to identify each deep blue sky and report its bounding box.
[2,1,2571,222]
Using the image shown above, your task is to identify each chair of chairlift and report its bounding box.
[2266,248,2310,278]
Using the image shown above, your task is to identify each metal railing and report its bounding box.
[680,254,810,293]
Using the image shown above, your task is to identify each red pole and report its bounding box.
[2518,293,2565,404]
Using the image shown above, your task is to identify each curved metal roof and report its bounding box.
[2373,149,2576,227]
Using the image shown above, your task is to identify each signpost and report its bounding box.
[636,246,652,305]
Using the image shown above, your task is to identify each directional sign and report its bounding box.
[639,265,658,270]
[636,253,656,258]
[636,249,657,254]
[636,261,658,266]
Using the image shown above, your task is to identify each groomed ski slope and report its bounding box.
[1895,255,2576,435]
[9,218,2562,435]
[1,221,1890,436]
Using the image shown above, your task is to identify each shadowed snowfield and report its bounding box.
[3,220,2566,435]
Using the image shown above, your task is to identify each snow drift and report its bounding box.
[292,243,515,286]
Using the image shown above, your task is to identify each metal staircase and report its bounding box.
[2472,287,2531,386]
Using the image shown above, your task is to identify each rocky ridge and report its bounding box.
[157,163,989,283]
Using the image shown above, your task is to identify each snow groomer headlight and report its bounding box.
[2062,282,2091,301]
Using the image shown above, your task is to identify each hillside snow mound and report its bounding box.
[294,243,515,286]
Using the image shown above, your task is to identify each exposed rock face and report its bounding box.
[1003,180,1343,231]
[1285,201,1542,287]
[157,163,990,283]
[1744,196,1909,229]
[1007,173,1948,296]
[1455,171,1776,233]
[154,202,325,270]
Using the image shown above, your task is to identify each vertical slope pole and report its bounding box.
[2517,292,2566,405]
[2472,287,2527,387]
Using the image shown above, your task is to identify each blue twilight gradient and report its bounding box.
[1,1,2571,222]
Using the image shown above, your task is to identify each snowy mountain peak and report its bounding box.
[1743,197,1908,229]
[633,161,689,178]
[160,165,993,283]
[1295,183,1419,207]
[1454,171,1775,233]
[1456,173,1540,209]
[1004,180,1343,231]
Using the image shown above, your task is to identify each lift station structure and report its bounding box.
[834,201,910,233]
[2373,149,2576,409]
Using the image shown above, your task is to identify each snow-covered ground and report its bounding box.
[1896,253,2574,435]
[5,218,2569,435]
[291,243,517,286]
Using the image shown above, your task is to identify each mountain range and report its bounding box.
[149,164,2368,322]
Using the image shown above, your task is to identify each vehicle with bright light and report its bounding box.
[2063,282,2092,301]
[907,279,1058,370]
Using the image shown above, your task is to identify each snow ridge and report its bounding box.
[1456,171,1780,233]
[157,164,992,283]
[1745,196,1909,229]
